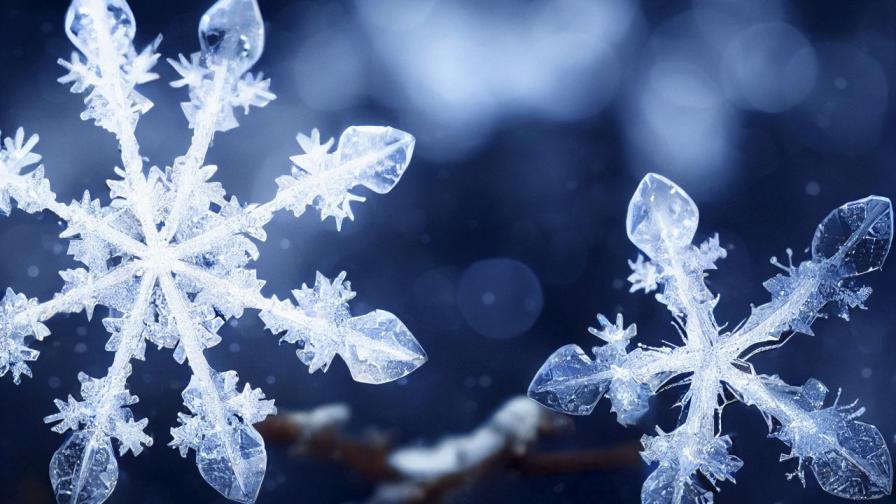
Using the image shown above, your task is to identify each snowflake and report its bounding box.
[0,1,426,503]
[529,173,893,502]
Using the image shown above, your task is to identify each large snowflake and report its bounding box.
[529,173,893,502]
[0,0,426,503]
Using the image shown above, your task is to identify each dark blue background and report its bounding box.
[0,0,894,503]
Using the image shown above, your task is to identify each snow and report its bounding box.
[529,173,893,502]
[0,1,426,503]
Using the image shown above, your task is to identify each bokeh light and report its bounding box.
[457,258,544,339]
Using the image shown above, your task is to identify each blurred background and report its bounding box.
[0,0,894,502]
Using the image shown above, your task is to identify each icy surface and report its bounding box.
[0,1,425,503]
[529,173,893,502]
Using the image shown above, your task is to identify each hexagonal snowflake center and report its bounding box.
[140,242,179,274]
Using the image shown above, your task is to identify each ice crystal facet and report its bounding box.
[529,173,893,502]
[0,1,426,503]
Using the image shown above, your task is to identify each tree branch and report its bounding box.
[258,397,641,503]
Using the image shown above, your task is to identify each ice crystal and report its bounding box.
[0,1,426,503]
[529,173,893,502]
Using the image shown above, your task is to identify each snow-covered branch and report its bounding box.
[258,397,640,504]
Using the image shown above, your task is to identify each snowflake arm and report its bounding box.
[640,374,740,504]
[171,260,426,384]
[258,272,426,384]
[160,41,274,242]
[727,196,893,355]
[170,125,415,262]
[160,272,270,504]
[726,369,892,498]
[529,173,893,502]
[528,316,694,419]
[59,0,160,239]
[625,174,723,349]
[0,131,149,257]
[59,0,156,163]
[44,274,155,504]
[158,0,274,244]
[158,65,233,243]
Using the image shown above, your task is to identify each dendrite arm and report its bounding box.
[43,274,155,504]
[727,196,892,355]
[170,260,426,385]
[529,314,692,422]
[59,0,162,236]
[160,272,273,504]
[723,366,891,499]
[625,174,725,349]
[171,125,415,260]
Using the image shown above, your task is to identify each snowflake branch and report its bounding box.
[158,273,231,432]
[80,0,144,179]
[159,272,266,499]
[159,65,232,242]
[169,184,308,260]
[171,261,426,384]
[171,125,415,260]
[55,200,148,257]
[528,335,697,420]
[681,368,720,436]
[626,174,721,349]
[67,0,159,241]
[89,273,155,433]
[724,272,822,356]
[727,195,892,355]
[42,274,155,504]
[0,146,147,257]
[658,252,720,349]
[16,262,139,328]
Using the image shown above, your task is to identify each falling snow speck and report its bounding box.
[0,1,426,503]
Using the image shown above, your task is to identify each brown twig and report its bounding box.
[257,397,640,503]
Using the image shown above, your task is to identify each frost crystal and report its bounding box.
[529,173,893,502]
[0,1,426,503]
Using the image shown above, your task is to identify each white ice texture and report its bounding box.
[529,173,893,502]
[0,1,426,503]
